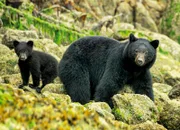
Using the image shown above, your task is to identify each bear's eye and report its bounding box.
[135,49,138,54]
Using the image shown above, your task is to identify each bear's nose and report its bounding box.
[137,59,143,66]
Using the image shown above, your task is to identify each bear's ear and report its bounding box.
[150,40,159,49]
[27,40,33,47]
[13,40,19,47]
[129,33,137,43]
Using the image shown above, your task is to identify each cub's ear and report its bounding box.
[27,40,33,47]
[13,40,19,47]
[129,33,137,43]
[150,40,159,49]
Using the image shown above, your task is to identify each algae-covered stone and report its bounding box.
[42,91,71,104]
[0,43,18,75]
[153,83,172,95]
[1,74,21,86]
[152,52,180,86]
[2,29,38,49]
[159,0,180,44]
[159,100,180,130]
[86,102,115,120]
[168,84,180,99]
[33,39,68,59]
[41,83,66,94]
[112,94,159,124]
[131,120,167,130]
[153,87,171,113]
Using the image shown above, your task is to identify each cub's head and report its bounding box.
[13,40,33,61]
[127,34,159,67]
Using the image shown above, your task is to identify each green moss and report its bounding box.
[0,85,14,105]
[42,7,54,15]
[117,30,153,41]
[0,2,85,45]
[177,36,180,44]
[112,108,132,123]
[159,47,169,55]
[165,15,173,29]
[169,30,175,37]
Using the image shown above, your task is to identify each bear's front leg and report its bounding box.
[30,66,41,92]
[132,70,154,101]
[95,79,123,108]
[18,61,30,89]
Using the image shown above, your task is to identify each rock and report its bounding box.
[2,29,38,49]
[66,103,130,130]
[131,120,167,130]
[33,38,68,60]
[153,86,171,113]
[168,84,180,99]
[136,2,158,32]
[153,83,172,95]
[0,43,18,75]
[112,23,135,32]
[41,83,66,94]
[86,102,115,120]
[115,2,132,23]
[42,91,71,104]
[1,74,21,86]
[159,0,180,44]
[159,100,180,130]
[152,52,180,86]
[112,94,159,124]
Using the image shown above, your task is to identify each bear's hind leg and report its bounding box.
[59,61,91,105]
[36,75,55,93]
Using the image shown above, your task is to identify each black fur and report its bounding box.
[58,34,159,107]
[14,40,58,93]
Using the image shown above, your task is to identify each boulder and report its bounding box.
[42,91,71,104]
[0,43,18,75]
[112,94,159,124]
[131,120,167,130]
[168,84,180,99]
[86,102,115,120]
[41,83,66,94]
[159,100,180,130]
[2,29,38,49]
[159,0,180,44]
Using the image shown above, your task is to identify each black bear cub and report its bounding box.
[58,34,159,107]
[14,40,58,93]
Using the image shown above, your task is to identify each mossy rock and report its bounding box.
[112,94,159,125]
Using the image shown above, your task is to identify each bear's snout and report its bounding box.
[135,53,145,66]
[19,53,27,61]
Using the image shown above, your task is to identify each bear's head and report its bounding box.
[125,34,159,67]
[13,40,34,61]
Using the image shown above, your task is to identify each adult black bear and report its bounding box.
[58,34,159,107]
[14,40,58,93]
